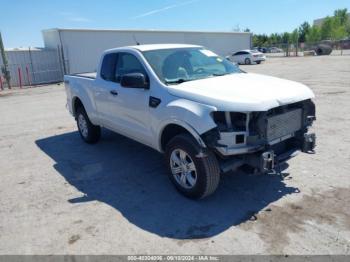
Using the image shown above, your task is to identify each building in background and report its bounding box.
[42,28,252,74]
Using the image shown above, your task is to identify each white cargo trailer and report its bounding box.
[42,28,252,74]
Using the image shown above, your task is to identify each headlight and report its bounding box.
[212,111,247,132]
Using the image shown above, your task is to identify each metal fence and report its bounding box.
[0,48,64,89]
[256,39,350,57]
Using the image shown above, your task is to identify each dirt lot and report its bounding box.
[0,56,350,255]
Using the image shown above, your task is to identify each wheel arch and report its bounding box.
[72,96,84,117]
[158,121,207,152]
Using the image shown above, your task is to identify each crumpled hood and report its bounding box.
[166,73,315,111]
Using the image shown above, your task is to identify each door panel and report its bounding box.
[94,79,123,130]
[94,52,153,146]
[114,86,152,145]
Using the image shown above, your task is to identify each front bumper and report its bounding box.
[258,132,316,173]
[219,132,316,174]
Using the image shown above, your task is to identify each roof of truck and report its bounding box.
[106,44,202,53]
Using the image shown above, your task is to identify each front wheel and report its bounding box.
[76,106,101,144]
[256,61,261,64]
[165,134,220,199]
[245,58,251,65]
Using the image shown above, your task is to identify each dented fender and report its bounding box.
[156,99,218,151]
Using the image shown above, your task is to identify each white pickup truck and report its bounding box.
[64,44,316,199]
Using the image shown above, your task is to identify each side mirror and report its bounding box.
[120,73,149,89]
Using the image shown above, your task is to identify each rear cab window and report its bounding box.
[100,53,118,81]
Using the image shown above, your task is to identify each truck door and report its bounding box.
[95,52,153,147]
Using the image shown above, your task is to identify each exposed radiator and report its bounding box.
[267,108,302,142]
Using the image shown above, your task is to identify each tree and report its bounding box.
[306,26,321,43]
[251,8,349,49]
[0,32,11,88]
[332,9,348,40]
[320,17,333,39]
[334,8,348,26]
[290,29,299,44]
[252,34,269,47]
[333,26,347,39]
[346,19,350,36]
[298,21,310,42]
[269,33,282,45]
[318,10,349,40]
[282,32,290,43]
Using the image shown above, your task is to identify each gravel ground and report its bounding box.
[0,55,349,255]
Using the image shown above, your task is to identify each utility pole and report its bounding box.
[0,31,11,89]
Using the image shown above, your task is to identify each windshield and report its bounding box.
[142,47,242,84]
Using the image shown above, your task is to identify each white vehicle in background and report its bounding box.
[64,44,316,199]
[227,50,266,65]
[268,47,283,53]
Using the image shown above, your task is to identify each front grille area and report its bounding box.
[266,108,302,142]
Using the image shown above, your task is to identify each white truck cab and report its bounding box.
[64,44,316,199]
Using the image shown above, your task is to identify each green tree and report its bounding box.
[332,9,348,39]
[253,8,349,48]
[320,17,333,39]
[282,32,290,43]
[290,29,299,44]
[269,33,281,45]
[334,8,348,25]
[318,10,348,40]
[0,32,11,88]
[298,21,310,42]
[252,34,269,47]
[346,20,350,36]
[306,26,321,43]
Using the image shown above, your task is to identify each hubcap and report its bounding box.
[170,149,197,189]
[78,114,88,138]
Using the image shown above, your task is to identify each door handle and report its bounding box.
[110,90,118,96]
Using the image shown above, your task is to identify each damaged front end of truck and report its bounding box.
[201,99,316,174]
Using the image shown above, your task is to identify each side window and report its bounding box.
[233,52,242,56]
[100,53,118,81]
[115,53,147,83]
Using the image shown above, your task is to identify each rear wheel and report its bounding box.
[245,58,251,65]
[165,133,220,199]
[76,106,101,144]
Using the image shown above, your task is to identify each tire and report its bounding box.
[245,58,251,65]
[165,133,220,199]
[316,48,323,56]
[76,106,101,144]
[256,61,261,64]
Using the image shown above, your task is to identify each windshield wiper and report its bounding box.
[165,78,193,85]
[212,72,231,76]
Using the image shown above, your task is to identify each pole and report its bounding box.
[57,45,64,78]
[0,75,3,90]
[18,67,22,88]
[28,47,36,84]
[296,32,299,57]
[26,66,32,87]
[60,45,67,75]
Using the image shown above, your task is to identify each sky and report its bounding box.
[0,0,349,48]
